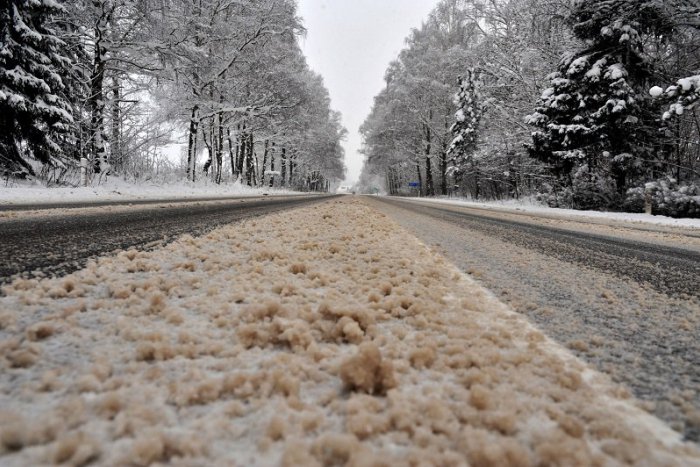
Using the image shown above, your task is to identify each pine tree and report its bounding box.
[0,0,73,178]
[448,70,481,162]
[448,69,482,197]
[657,74,700,121]
[526,0,673,209]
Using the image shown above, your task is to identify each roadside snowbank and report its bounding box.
[0,177,297,207]
[399,196,700,229]
[0,198,698,465]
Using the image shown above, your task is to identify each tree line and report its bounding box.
[358,0,700,216]
[0,0,346,191]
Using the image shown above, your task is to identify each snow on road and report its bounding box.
[0,198,698,466]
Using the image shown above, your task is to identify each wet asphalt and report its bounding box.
[374,197,700,298]
[0,195,334,283]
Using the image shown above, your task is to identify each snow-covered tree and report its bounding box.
[448,70,483,197]
[655,75,700,120]
[626,1,700,217]
[0,0,73,178]
[448,71,481,160]
[361,0,575,199]
[526,0,674,208]
[0,0,345,186]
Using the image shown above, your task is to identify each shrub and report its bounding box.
[625,178,700,218]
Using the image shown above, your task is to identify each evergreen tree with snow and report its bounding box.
[448,70,481,163]
[0,0,73,178]
[526,0,673,209]
[654,74,700,121]
[448,70,483,197]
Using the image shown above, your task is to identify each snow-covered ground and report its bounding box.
[1,198,698,465]
[400,196,700,229]
[0,177,299,207]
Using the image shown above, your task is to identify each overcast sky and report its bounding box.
[297,0,438,185]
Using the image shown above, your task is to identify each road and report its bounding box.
[0,194,313,212]
[2,193,698,442]
[372,197,700,297]
[3,197,697,465]
[366,196,700,442]
[0,194,333,283]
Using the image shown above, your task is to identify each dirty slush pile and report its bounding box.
[0,199,698,466]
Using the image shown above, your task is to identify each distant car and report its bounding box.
[336,185,353,194]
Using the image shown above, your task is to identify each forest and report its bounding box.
[0,0,346,192]
[357,0,700,217]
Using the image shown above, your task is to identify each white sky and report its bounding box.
[297,0,438,185]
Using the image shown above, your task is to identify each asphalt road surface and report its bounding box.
[0,195,334,283]
[367,196,700,443]
[373,197,700,297]
[0,194,311,211]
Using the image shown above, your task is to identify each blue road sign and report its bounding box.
[408,182,420,187]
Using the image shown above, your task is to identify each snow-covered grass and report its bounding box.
[398,195,700,229]
[0,198,698,465]
[0,176,300,207]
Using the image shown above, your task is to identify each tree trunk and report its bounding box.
[227,127,236,178]
[472,159,480,200]
[415,160,423,197]
[394,168,400,195]
[424,120,435,197]
[187,102,199,182]
[388,167,398,195]
[269,142,276,187]
[280,147,287,187]
[440,143,448,196]
[253,141,260,184]
[425,156,434,197]
[613,166,626,195]
[236,124,245,176]
[261,139,269,186]
[89,33,107,174]
[215,102,224,184]
[110,75,121,172]
[245,132,254,186]
[289,151,295,187]
[202,120,213,176]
